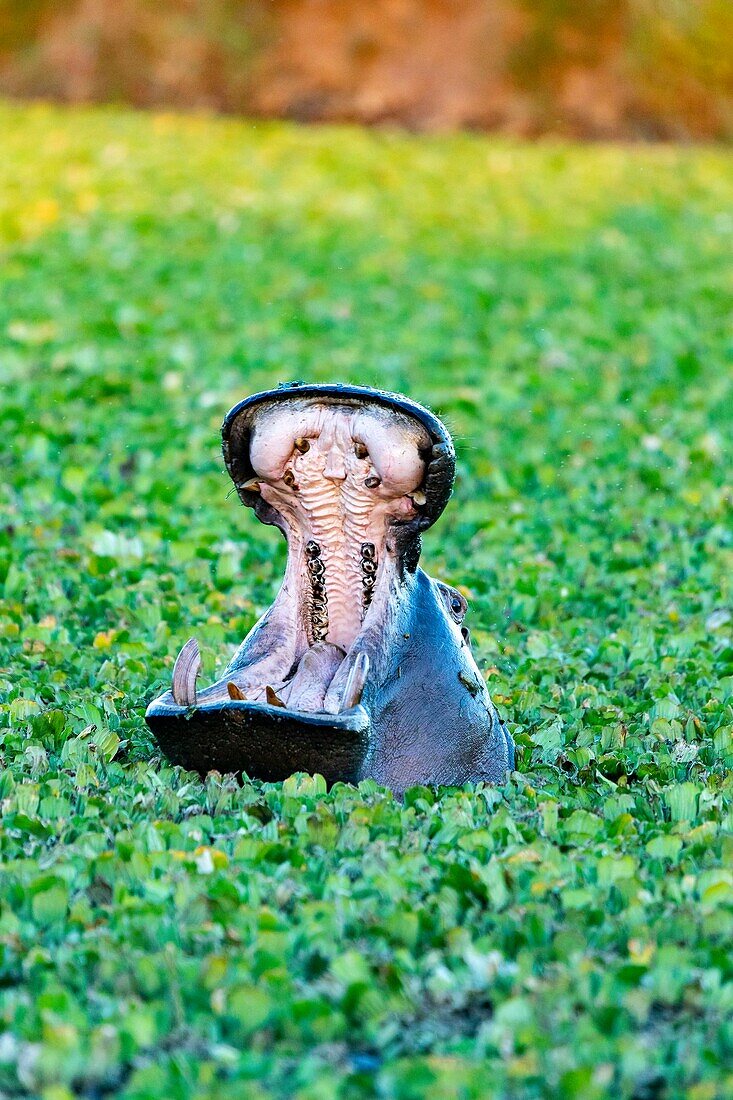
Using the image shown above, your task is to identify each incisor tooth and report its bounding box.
[339,652,369,713]
[265,686,286,708]
[227,682,246,700]
[171,638,200,707]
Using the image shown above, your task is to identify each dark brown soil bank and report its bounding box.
[1,0,731,139]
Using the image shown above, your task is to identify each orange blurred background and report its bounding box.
[1,0,731,139]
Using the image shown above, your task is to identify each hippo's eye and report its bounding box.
[443,589,467,623]
[354,442,368,459]
[294,437,310,454]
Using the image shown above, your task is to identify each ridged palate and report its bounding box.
[252,401,429,657]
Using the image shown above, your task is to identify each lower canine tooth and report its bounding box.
[171,638,201,707]
[339,652,369,712]
[227,682,246,700]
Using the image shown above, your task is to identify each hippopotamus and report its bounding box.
[145,383,514,792]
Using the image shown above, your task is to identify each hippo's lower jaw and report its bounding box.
[145,696,371,786]
[145,384,514,793]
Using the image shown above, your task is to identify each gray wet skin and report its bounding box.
[145,383,514,792]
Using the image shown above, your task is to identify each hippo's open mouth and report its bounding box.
[146,383,513,791]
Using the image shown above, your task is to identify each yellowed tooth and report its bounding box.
[410,490,426,506]
[171,638,200,707]
[227,682,246,701]
[239,478,260,492]
[265,686,286,708]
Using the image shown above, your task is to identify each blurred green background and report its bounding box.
[0,100,732,1095]
[0,0,731,139]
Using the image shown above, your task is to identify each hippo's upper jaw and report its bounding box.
[145,383,514,792]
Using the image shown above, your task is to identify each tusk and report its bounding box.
[227,682,246,700]
[238,478,260,492]
[172,638,201,707]
[339,652,369,712]
[265,686,286,708]
[410,490,427,506]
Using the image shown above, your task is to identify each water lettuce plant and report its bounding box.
[0,102,731,1098]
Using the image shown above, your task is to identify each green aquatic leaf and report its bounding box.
[0,100,730,1098]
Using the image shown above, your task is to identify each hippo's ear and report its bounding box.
[436,582,468,624]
